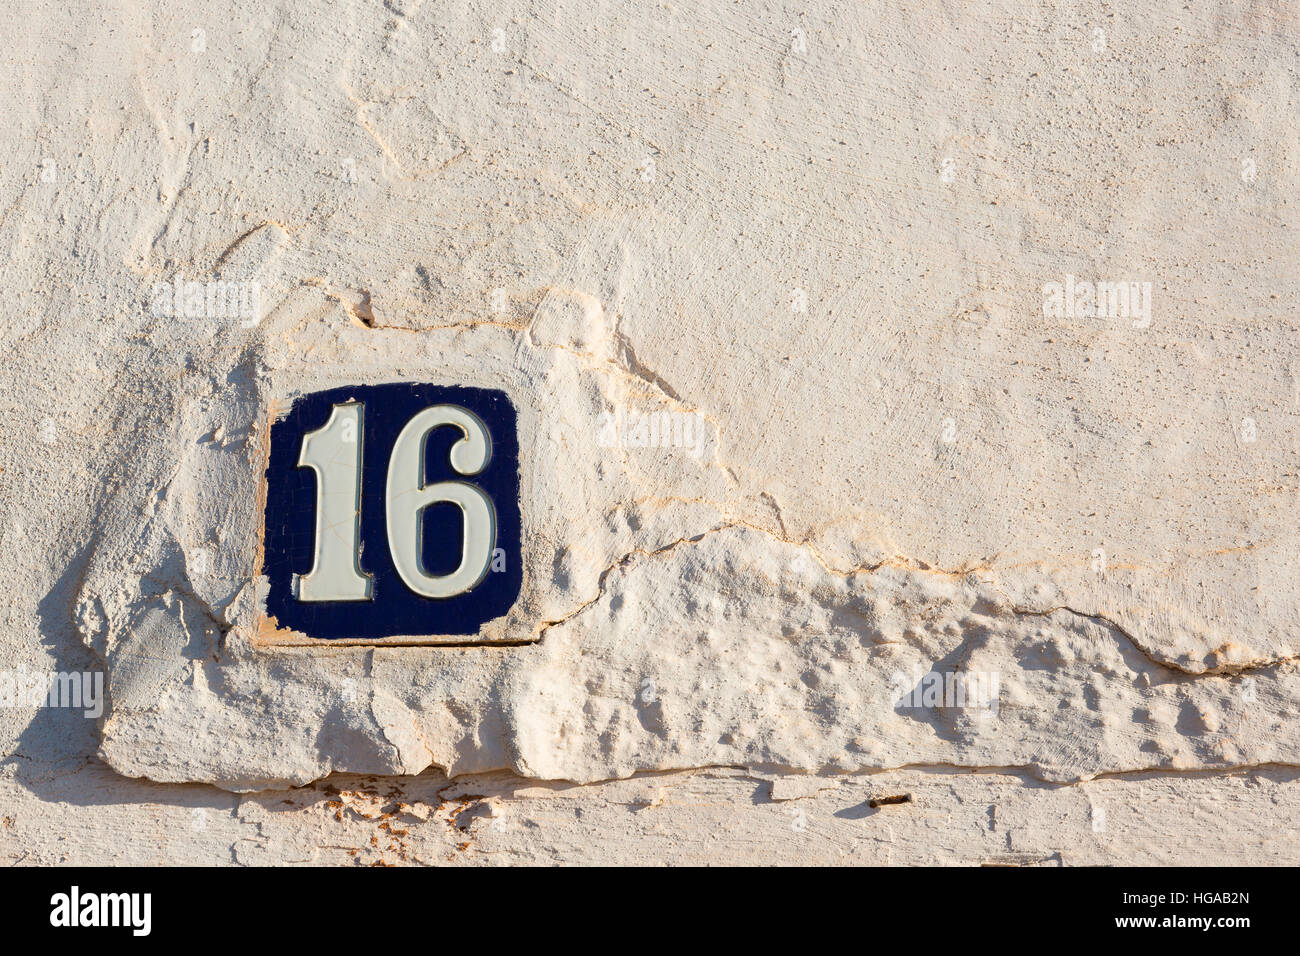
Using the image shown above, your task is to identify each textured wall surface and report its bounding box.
[2,0,1298,863]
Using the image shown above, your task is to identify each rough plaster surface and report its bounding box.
[2,0,1299,863]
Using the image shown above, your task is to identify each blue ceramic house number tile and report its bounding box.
[262,383,523,640]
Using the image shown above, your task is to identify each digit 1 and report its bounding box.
[295,401,373,602]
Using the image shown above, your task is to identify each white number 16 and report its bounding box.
[294,402,497,602]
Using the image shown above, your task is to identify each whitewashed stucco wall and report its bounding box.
[1,0,1297,863]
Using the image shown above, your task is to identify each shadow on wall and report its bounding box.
[13,540,112,799]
